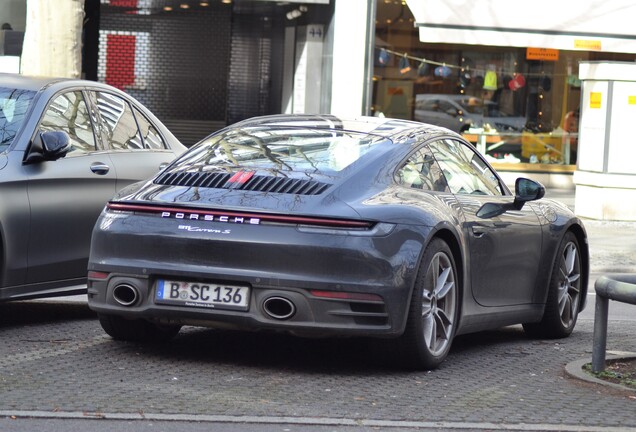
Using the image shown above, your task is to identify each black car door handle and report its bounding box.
[471,226,487,238]
[90,162,110,175]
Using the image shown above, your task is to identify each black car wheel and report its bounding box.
[523,231,582,338]
[98,314,181,343]
[395,238,458,370]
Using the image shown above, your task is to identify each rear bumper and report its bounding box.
[88,270,407,337]
[87,210,429,337]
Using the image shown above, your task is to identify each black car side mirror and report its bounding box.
[24,130,71,164]
[477,178,545,218]
[513,177,545,209]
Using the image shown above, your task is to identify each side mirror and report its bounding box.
[446,108,458,117]
[513,177,545,210]
[24,130,71,164]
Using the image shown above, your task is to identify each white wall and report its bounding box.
[20,0,84,78]
[329,0,370,116]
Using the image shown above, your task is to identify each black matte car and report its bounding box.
[87,114,588,369]
[0,73,187,301]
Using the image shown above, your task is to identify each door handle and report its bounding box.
[471,226,487,238]
[90,162,110,175]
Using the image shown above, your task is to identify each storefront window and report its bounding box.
[372,0,635,169]
[0,0,26,73]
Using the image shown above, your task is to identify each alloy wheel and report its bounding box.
[558,241,581,328]
[422,252,456,356]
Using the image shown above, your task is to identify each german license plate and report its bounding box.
[155,279,250,311]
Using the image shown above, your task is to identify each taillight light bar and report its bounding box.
[310,290,383,302]
[106,202,373,229]
[88,271,109,280]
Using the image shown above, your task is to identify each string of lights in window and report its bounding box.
[377,47,582,133]
[376,47,579,90]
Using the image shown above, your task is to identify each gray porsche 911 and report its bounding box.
[87,114,589,369]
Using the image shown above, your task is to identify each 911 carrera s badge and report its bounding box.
[178,225,231,234]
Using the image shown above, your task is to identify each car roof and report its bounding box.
[230,114,451,140]
[0,73,123,95]
[0,73,73,92]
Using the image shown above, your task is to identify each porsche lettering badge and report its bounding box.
[161,212,261,225]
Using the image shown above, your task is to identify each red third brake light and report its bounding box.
[310,290,383,302]
[227,170,255,185]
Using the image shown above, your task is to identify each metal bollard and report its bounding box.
[591,274,636,373]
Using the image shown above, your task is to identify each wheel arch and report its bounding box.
[430,227,465,324]
[567,223,590,311]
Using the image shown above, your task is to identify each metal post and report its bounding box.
[591,274,636,373]
[591,294,609,373]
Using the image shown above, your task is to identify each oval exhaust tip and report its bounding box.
[263,296,296,320]
[112,283,139,307]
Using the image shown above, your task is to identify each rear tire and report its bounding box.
[394,238,459,370]
[98,314,181,343]
[523,231,582,338]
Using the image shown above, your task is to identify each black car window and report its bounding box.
[39,91,96,154]
[132,105,166,150]
[396,147,449,192]
[0,87,36,151]
[94,92,143,150]
[420,99,439,111]
[428,139,503,196]
[437,100,456,114]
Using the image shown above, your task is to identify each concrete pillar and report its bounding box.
[574,61,636,221]
[20,0,84,78]
[329,0,371,116]
[292,25,325,114]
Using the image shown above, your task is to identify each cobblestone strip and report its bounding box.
[0,335,110,367]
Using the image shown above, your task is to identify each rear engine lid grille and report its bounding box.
[154,171,330,195]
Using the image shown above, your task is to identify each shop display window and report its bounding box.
[372,0,634,169]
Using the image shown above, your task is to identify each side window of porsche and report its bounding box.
[428,139,503,196]
[39,91,97,154]
[396,147,449,192]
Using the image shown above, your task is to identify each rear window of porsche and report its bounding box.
[173,126,386,174]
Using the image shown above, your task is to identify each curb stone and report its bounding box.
[565,353,636,393]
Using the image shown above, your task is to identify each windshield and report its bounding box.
[178,126,385,175]
[0,87,36,150]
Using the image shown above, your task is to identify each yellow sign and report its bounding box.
[629,96,636,105]
[575,39,602,50]
[526,48,559,61]
[590,92,602,109]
